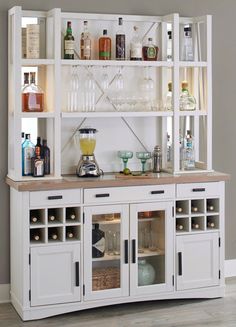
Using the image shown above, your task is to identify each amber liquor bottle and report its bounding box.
[116,17,125,60]
[31,146,44,177]
[99,30,111,60]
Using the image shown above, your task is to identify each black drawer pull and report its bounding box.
[47,195,63,200]
[132,239,136,264]
[75,262,80,287]
[178,252,182,276]
[124,240,128,264]
[192,188,205,192]
[95,193,110,198]
[151,190,165,195]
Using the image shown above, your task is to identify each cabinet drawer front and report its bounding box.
[84,185,174,204]
[30,189,81,207]
[176,182,220,198]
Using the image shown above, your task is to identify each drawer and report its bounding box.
[30,189,81,207]
[84,184,175,204]
[176,182,221,199]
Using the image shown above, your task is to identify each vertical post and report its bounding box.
[206,15,212,170]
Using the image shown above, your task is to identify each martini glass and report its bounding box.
[136,151,151,173]
[117,151,133,170]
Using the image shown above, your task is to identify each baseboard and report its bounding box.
[0,284,10,303]
[225,259,236,278]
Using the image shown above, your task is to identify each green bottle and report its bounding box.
[64,21,75,59]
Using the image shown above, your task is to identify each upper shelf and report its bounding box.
[21,59,55,66]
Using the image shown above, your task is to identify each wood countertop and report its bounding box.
[6,171,230,192]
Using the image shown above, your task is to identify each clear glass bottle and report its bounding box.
[64,21,75,59]
[130,26,142,61]
[165,82,172,111]
[22,72,29,89]
[179,81,196,111]
[167,133,172,164]
[167,31,172,61]
[22,133,35,176]
[116,17,126,60]
[99,29,111,60]
[142,37,158,61]
[22,72,44,112]
[80,21,91,60]
[181,25,193,61]
[183,130,195,170]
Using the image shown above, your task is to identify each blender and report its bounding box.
[76,127,101,177]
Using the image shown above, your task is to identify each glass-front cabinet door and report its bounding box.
[130,201,174,296]
[84,204,129,301]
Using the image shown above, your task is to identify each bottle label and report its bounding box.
[26,24,40,59]
[147,47,157,59]
[23,147,34,175]
[130,43,142,59]
[93,237,105,253]
[116,35,125,59]
[99,51,111,59]
[34,159,44,176]
[65,40,75,55]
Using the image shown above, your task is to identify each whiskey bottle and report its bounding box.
[64,21,75,59]
[22,72,44,112]
[22,134,35,176]
[116,17,126,60]
[142,37,158,61]
[99,29,111,60]
[41,139,50,175]
[130,26,142,61]
[92,224,105,258]
[31,146,44,177]
[80,21,91,60]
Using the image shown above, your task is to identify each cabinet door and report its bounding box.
[31,244,81,306]
[130,201,174,296]
[176,233,219,291]
[84,204,129,301]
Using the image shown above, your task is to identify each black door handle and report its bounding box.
[75,261,80,287]
[151,190,165,194]
[95,193,110,198]
[47,195,63,200]
[192,188,205,192]
[178,252,182,276]
[132,239,136,264]
[124,240,128,264]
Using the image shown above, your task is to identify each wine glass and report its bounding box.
[101,66,109,91]
[136,151,151,173]
[117,150,133,170]
[83,67,96,112]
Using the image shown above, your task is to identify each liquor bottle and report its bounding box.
[207,221,215,228]
[31,232,40,241]
[80,21,91,60]
[22,72,29,89]
[207,204,214,211]
[176,224,184,231]
[48,230,58,240]
[181,26,193,61]
[66,230,74,239]
[116,17,126,60]
[64,21,75,59]
[99,30,111,60]
[92,223,105,258]
[22,72,44,112]
[165,82,172,111]
[35,136,42,155]
[152,145,162,173]
[21,132,25,144]
[30,215,38,223]
[26,24,40,59]
[176,207,183,213]
[167,133,172,165]
[192,221,200,229]
[142,37,158,61]
[167,31,172,61]
[41,139,50,175]
[130,26,142,61]
[191,206,198,212]
[183,130,195,170]
[66,208,76,220]
[31,146,44,177]
[22,134,35,176]
[179,81,196,111]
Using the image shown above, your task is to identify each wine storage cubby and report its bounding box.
[176,217,189,233]
[176,200,189,216]
[29,206,81,245]
[191,216,205,232]
[191,199,204,214]
[207,216,219,230]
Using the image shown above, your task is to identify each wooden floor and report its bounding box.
[1,278,236,327]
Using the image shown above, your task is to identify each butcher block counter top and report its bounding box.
[6,171,230,192]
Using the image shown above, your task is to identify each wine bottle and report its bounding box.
[192,221,199,229]
[49,231,58,240]
[176,207,183,213]
[64,21,75,59]
[31,232,40,241]
[207,205,214,211]
[48,212,56,222]
[67,208,76,220]
[191,206,198,212]
[176,224,184,231]
[67,231,74,239]
[207,221,215,228]
[30,216,38,223]
[92,224,105,258]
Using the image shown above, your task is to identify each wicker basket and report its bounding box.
[92,267,120,291]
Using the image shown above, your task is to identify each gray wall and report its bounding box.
[0,0,234,285]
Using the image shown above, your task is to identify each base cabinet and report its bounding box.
[30,244,81,306]
[176,233,220,291]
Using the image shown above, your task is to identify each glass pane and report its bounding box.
[137,210,165,287]
[92,212,121,292]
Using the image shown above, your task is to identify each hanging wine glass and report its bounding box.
[101,66,109,91]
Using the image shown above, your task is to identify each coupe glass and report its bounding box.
[117,150,133,170]
[136,151,151,173]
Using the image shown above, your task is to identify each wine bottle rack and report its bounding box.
[29,206,81,245]
[175,198,220,234]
